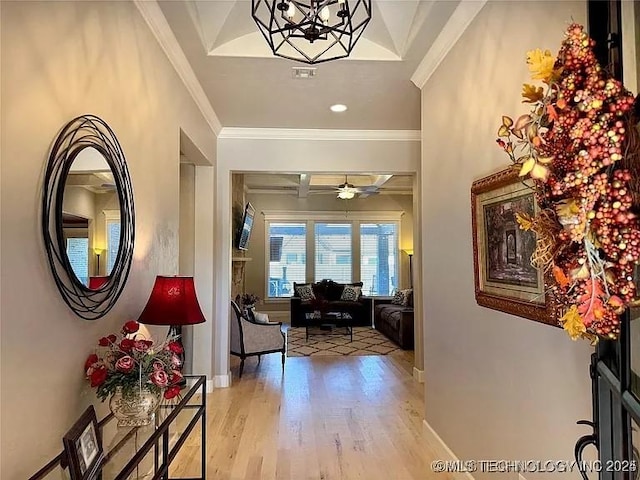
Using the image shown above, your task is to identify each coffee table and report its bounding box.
[305,311,353,342]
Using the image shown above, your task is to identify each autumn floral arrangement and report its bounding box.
[497,24,640,342]
[84,320,184,401]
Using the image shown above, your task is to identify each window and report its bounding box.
[360,223,398,296]
[106,219,120,275]
[315,223,352,283]
[263,213,403,298]
[66,237,89,286]
[268,223,306,297]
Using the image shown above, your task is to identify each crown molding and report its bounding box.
[247,188,413,196]
[218,128,421,141]
[261,210,404,221]
[410,0,487,89]
[134,0,223,135]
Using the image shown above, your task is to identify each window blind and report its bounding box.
[360,223,398,296]
[315,223,352,283]
[107,220,121,275]
[67,237,89,286]
[268,222,306,297]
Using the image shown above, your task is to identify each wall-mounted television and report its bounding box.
[236,202,255,251]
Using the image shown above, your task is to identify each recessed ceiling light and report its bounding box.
[330,104,348,113]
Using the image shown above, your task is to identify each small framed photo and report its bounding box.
[471,166,555,325]
[62,405,104,480]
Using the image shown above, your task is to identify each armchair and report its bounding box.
[230,301,286,378]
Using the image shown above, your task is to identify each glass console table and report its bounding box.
[29,375,206,480]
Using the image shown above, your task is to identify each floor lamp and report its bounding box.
[404,249,414,289]
[94,248,104,275]
[138,276,207,385]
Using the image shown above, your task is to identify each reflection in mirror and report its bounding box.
[62,147,121,289]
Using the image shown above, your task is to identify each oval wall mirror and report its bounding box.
[42,115,134,320]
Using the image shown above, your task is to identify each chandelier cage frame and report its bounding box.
[251,0,373,64]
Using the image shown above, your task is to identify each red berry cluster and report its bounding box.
[534,24,638,339]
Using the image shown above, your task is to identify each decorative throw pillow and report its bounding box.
[401,288,413,307]
[391,289,405,305]
[253,312,270,324]
[295,284,315,301]
[391,289,413,306]
[340,285,362,302]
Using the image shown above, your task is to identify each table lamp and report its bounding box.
[88,276,110,290]
[137,276,206,382]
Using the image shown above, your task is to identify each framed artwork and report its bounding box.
[471,167,555,325]
[62,405,104,480]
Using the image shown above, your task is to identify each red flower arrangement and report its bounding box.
[497,24,640,342]
[84,320,183,401]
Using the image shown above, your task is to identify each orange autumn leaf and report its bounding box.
[584,278,605,298]
[553,266,571,288]
[577,279,606,327]
[546,104,559,121]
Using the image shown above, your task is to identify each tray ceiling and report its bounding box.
[157,0,464,130]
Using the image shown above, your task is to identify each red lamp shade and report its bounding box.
[89,276,110,289]
[137,276,206,326]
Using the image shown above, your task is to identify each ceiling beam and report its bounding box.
[360,174,393,198]
[298,173,311,198]
[373,174,393,188]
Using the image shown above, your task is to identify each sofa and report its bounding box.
[373,298,414,349]
[290,279,373,328]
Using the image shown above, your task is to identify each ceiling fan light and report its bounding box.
[337,190,355,200]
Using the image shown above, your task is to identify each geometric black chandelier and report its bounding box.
[251,0,372,64]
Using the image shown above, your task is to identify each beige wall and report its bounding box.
[0,1,216,478]
[62,186,97,221]
[179,163,196,277]
[420,2,596,478]
[244,192,414,315]
[179,163,196,374]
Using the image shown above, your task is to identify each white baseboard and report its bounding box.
[213,373,231,388]
[423,419,476,480]
[205,379,215,393]
[413,367,424,383]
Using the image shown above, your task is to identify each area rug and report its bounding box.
[287,326,401,357]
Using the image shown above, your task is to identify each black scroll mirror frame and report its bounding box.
[42,115,135,320]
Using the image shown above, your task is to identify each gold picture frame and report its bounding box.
[471,167,556,326]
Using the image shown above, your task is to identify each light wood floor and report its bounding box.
[172,353,447,480]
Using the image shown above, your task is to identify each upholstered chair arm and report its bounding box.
[240,317,285,355]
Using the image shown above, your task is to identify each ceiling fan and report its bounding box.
[335,176,379,199]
